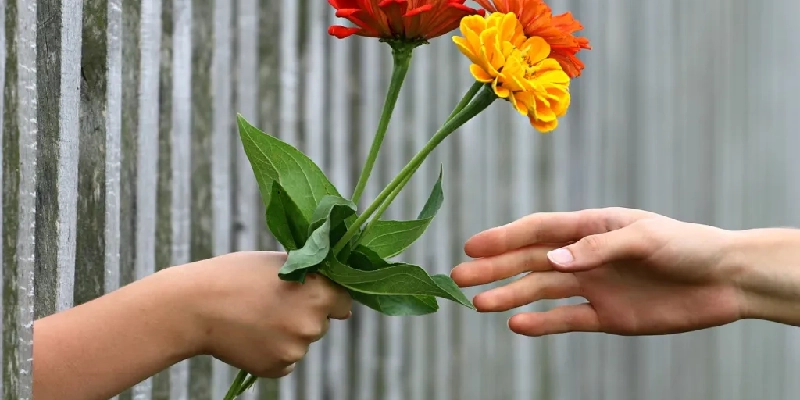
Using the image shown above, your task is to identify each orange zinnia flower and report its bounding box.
[328,0,485,43]
[474,0,590,77]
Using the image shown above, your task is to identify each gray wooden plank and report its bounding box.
[233,0,259,254]
[456,49,485,400]
[0,0,7,394]
[408,43,432,400]
[34,0,62,322]
[298,1,328,398]
[382,40,406,400]
[234,1,261,399]
[185,0,214,398]
[15,0,37,397]
[353,37,382,400]
[510,97,541,400]
[276,1,298,400]
[153,2,174,397]
[55,0,82,313]
[117,2,142,398]
[3,2,20,398]
[431,37,459,400]
[210,0,233,398]
[324,9,352,400]
[74,0,109,309]
[103,2,122,400]
[132,0,163,398]
[169,0,192,398]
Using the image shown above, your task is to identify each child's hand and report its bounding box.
[177,251,352,377]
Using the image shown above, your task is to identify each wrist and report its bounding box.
[721,228,800,325]
[148,263,210,360]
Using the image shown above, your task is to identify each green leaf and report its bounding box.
[359,168,445,258]
[265,181,309,250]
[320,259,475,310]
[417,165,445,220]
[350,291,439,316]
[279,196,359,282]
[347,245,391,271]
[310,195,357,233]
[237,115,339,221]
[279,219,332,282]
[430,274,474,309]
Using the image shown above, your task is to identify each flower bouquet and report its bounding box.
[224,0,589,397]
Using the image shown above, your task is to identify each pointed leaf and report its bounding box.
[347,245,391,271]
[430,274,474,309]
[320,259,475,310]
[310,195,357,233]
[417,165,444,219]
[359,169,445,258]
[350,291,439,316]
[237,115,339,221]
[279,219,332,282]
[265,181,309,250]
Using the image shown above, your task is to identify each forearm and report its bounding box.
[724,227,800,326]
[33,266,201,400]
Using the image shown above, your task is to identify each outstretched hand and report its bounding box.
[451,208,746,336]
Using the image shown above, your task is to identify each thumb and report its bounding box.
[547,226,648,271]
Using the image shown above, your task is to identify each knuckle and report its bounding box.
[580,234,606,255]
[252,364,279,378]
[337,289,354,308]
[278,344,309,365]
[628,220,661,252]
[298,322,326,341]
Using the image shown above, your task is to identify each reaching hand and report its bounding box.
[451,208,751,336]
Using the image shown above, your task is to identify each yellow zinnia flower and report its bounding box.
[453,12,571,132]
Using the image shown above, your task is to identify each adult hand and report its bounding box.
[451,208,752,336]
[186,251,353,377]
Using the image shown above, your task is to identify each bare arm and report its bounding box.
[33,266,200,400]
[33,251,352,400]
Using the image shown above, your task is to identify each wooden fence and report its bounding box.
[2,0,800,399]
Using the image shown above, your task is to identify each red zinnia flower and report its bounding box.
[328,0,485,42]
[474,0,591,78]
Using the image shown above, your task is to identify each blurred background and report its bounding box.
[3,0,800,399]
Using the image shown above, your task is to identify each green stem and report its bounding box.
[364,171,414,227]
[351,45,415,205]
[334,86,497,253]
[223,370,249,400]
[236,374,259,396]
[446,81,483,122]
[362,81,486,225]
[364,81,485,225]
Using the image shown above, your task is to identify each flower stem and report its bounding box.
[236,374,258,396]
[362,81,486,225]
[364,81,485,225]
[223,370,249,400]
[351,45,414,205]
[333,86,496,254]
[363,171,413,227]
[446,81,483,122]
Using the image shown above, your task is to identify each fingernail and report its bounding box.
[547,248,574,267]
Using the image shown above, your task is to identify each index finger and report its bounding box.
[464,208,651,258]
